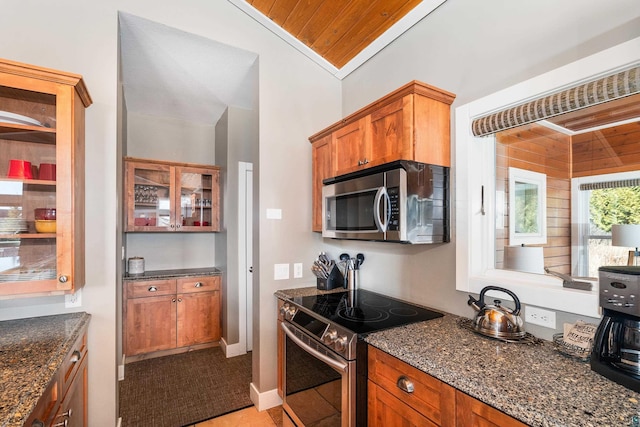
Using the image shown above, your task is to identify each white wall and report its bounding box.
[339,0,640,333]
[0,1,340,425]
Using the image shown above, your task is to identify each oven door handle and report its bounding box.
[281,322,348,373]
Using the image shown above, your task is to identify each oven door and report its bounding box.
[281,322,355,427]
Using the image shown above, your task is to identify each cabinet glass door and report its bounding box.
[177,167,214,231]
[128,163,173,231]
[0,86,58,286]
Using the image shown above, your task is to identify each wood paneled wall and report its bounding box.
[495,123,572,274]
[572,122,640,177]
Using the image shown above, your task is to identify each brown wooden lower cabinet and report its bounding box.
[368,346,528,427]
[456,390,528,427]
[26,326,89,427]
[124,275,221,358]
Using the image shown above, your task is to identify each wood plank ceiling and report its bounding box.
[245,0,423,69]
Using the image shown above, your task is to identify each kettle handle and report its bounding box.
[478,286,521,316]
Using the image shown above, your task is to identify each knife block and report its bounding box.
[317,265,345,290]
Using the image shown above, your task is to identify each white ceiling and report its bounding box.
[119,12,258,125]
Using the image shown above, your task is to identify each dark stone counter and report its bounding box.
[0,312,91,427]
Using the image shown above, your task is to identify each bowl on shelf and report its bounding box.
[7,159,33,179]
[35,220,56,233]
[34,208,56,220]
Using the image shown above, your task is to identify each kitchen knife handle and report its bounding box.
[397,376,414,393]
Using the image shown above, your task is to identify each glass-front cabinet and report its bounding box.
[0,59,91,297]
[124,158,220,232]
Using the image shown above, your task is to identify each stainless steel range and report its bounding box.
[279,289,443,427]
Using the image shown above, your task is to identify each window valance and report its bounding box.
[471,66,640,137]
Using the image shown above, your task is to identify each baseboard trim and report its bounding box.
[220,337,247,358]
[249,383,282,411]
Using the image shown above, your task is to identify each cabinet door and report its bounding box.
[369,96,414,166]
[368,346,455,427]
[456,390,528,427]
[176,290,221,347]
[368,380,438,427]
[125,294,177,355]
[311,135,332,232]
[125,161,175,231]
[54,352,88,427]
[175,166,220,232]
[332,117,370,176]
[0,68,88,296]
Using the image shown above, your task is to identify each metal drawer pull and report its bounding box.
[194,282,203,288]
[397,376,414,393]
[70,350,81,363]
[148,286,157,292]
[59,275,68,283]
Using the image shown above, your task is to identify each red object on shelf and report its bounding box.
[7,159,32,179]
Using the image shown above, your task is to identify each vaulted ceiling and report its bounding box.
[246,0,422,68]
[229,0,447,78]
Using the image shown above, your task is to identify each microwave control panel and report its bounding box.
[387,186,400,231]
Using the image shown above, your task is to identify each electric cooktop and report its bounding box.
[292,289,443,335]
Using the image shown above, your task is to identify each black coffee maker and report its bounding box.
[591,266,640,392]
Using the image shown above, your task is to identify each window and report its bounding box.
[508,167,547,246]
[455,37,640,317]
[572,172,640,277]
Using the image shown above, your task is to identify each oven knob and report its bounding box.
[285,306,297,320]
[334,336,348,352]
[279,303,290,316]
[323,329,338,344]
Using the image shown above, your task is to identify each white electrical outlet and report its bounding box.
[525,305,556,329]
[294,263,303,278]
[274,263,289,280]
[65,288,82,308]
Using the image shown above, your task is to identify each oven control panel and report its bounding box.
[279,300,357,360]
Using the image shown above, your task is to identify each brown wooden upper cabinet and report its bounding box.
[0,58,92,297]
[124,157,220,232]
[309,81,456,232]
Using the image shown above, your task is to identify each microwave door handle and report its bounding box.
[374,187,389,232]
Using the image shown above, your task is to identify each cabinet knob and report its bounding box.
[31,420,45,427]
[58,275,68,283]
[170,224,176,229]
[176,224,181,229]
[148,286,158,292]
[397,376,414,393]
[172,298,177,303]
[178,298,182,302]
[194,282,203,288]
[70,350,81,363]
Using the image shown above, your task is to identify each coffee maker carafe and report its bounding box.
[591,266,640,392]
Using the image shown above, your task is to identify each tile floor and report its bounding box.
[193,406,282,427]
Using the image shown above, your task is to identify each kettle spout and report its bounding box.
[467,295,485,312]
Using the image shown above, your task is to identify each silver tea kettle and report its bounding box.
[467,286,526,340]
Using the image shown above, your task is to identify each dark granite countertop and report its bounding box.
[0,312,91,427]
[275,287,640,427]
[123,267,222,281]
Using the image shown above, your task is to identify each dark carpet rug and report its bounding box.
[119,347,253,427]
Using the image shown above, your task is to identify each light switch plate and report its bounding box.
[294,263,303,278]
[274,263,289,280]
[266,208,282,219]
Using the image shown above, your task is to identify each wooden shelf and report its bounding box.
[0,177,56,186]
[0,233,55,239]
[0,123,56,144]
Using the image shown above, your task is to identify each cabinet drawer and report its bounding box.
[24,375,59,427]
[177,276,220,294]
[368,346,455,427]
[60,331,87,400]
[126,279,176,298]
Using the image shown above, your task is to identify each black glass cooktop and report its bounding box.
[292,289,443,335]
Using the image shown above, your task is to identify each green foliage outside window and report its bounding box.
[590,187,640,232]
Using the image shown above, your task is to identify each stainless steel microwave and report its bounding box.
[322,161,449,244]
